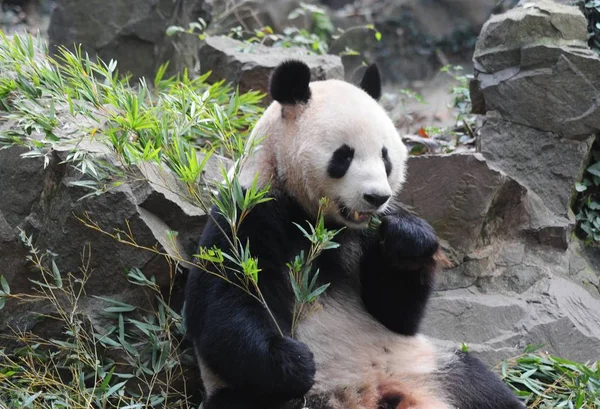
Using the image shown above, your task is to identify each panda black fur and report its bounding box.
[184,60,525,409]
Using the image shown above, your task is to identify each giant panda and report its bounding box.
[184,60,525,409]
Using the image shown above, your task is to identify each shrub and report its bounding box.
[574,141,600,245]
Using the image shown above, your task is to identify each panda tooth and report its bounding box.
[354,211,360,220]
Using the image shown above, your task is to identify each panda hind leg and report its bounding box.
[441,351,525,409]
[203,388,271,409]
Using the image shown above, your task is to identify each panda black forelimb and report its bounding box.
[184,195,317,403]
[359,210,439,336]
[441,352,527,409]
[203,387,274,409]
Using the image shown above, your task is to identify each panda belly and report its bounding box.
[295,292,453,409]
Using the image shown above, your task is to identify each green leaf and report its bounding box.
[306,283,330,302]
[288,271,302,302]
[22,391,42,407]
[93,296,137,309]
[375,31,382,42]
[293,222,311,240]
[308,267,321,293]
[93,332,122,348]
[587,162,600,177]
[105,380,127,397]
[166,26,186,36]
[51,259,62,288]
[575,182,588,192]
[118,313,125,341]
[0,275,9,294]
[99,366,115,392]
[588,201,600,210]
[104,305,136,313]
[523,343,544,353]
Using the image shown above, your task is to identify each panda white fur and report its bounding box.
[184,60,525,409]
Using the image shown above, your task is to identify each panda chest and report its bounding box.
[292,242,439,398]
[294,291,439,400]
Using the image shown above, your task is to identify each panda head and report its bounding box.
[240,60,408,228]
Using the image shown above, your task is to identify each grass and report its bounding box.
[0,231,199,409]
[501,347,600,408]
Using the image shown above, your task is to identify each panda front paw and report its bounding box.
[379,213,439,266]
[269,336,316,398]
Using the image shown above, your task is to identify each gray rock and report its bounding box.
[399,153,526,262]
[472,0,600,138]
[398,146,600,362]
[424,276,600,365]
[0,210,30,300]
[475,1,588,58]
[425,290,528,345]
[48,0,210,80]
[0,146,47,228]
[329,0,518,83]
[198,35,344,103]
[21,158,172,294]
[132,160,211,257]
[0,145,210,335]
[479,117,594,217]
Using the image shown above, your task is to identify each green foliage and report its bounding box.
[438,64,477,154]
[574,143,600,245]
[288,2,335,42]
[170,3,381,58]
[166,18,209,40]
[0,31,341,404]
[440,64,474,126]
[0,233,198,408]
[407,64,476,156]
[288,198,343,335]
[0,31,265,182]
[502,347,600,408]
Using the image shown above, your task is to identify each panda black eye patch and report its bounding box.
[382,147,392,176]
[328,144,354,179]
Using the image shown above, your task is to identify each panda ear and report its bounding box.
[269,60,312,105]
[359,63,382,101]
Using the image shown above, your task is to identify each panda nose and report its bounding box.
[363,193,391,207]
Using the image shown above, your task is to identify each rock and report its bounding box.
[479,117,594,217]
[198,35,344,103]
[329,0,518,83]
[0,210,30,303]
[424,276,600,365]
[472,0,600,138]
[399,150,600,361]
[398,153,526,262]
[132,153,231,256]
[475,1,588,57]
[0,146,47,228]
[211,0,315,34]
[48,0,211,80]
[0,144,211,335]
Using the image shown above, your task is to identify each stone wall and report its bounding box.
[399,0,600,364]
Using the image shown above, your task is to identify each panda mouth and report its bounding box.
[339,205,374,224]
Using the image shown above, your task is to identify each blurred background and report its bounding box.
[0,0,521,154]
